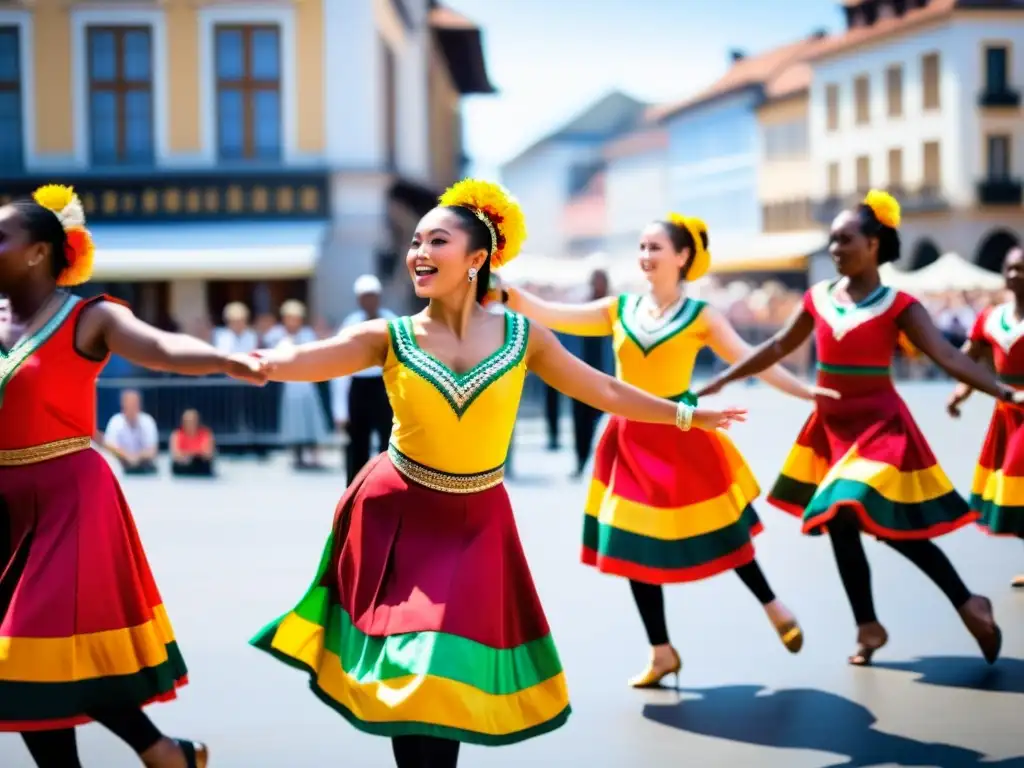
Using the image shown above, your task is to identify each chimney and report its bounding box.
[730,49,746,63]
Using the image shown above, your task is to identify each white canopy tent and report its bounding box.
[880,253,1004,294]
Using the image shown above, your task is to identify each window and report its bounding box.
[922,52,940,110]
[984,46,1009,93]
[854,75,870,124]
[215,25,281,161]
[888,148,903,190]
[886,65,903,117]
[0,26,23,170]
[826,83,840,131]
[827,162,840,195]
[987,135,1012,179]
[923,140,941,188]
[855,155,870,192]
[87,27,154,165]
[763,120,809,160]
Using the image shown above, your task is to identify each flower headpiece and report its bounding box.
[664,212,711,281]
[438,179,527,270]
[862,189,901,229]
[32,184,95,286]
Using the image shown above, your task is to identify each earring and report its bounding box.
[468,267,477,283]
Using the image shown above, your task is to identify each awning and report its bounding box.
[88,221,328,280]
[708,230,828,274]
[880,252,1005,293]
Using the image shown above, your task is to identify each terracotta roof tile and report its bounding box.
[429,6,478,30]
[763,61,812,100]
[649,36,828,122]
[807,0,958,62]
[562,173,606,239]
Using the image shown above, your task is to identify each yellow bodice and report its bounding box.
[608,294,709,398]
[383,311,529,475]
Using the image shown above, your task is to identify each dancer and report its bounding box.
[0,185,266,767]
[697,190,1012,665]
[947,245,1024,588]
[249,180,747,767]
[491,214,833,688]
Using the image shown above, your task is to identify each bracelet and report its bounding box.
[1001,385,1015,402]
[675,401,694,431]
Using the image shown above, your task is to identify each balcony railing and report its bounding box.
[977,177,1023,205]
[978,88,1021,108]
[813,195,847,224]
[0,169,331,224]
[900,185,949,213]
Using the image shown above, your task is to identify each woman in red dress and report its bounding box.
[697,191,1015,666]
[947,245,1024,588]
[0,185,264,767]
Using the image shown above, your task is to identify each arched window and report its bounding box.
[975,229,1021,272]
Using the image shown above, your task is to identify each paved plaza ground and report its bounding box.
[5,382,1024,767]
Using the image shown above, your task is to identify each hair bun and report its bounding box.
[32,183,95,286]
[438,179,527,269]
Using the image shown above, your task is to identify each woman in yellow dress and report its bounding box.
[248,181,746,767]
[490,214,838,687]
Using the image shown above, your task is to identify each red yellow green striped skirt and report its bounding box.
[768,387,976,538]
[0,446,187,732]
[251,448,570,745]
[969,400,1024,537]
[582,416,762,585]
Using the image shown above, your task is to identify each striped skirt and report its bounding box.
[251,450,570,745]
[0,448,187,732]
[582,416,762,585]
[769,387,975,538]
[969,400,1024,537]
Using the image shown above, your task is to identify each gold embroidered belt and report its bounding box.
[387,444,504,494]
[0,436,92,467]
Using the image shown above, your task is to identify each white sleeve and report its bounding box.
[141,415,160,449]
[104,414,124,445]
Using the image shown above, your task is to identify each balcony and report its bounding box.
[813,195,847,224]
[977,178,1023,206]
[0,169,330,224]
[978,88,1021,109]
[900,186,950,214]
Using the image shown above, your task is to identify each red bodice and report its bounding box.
[0,295,109,450]
[970,304,1024,381]
[804,280,917,395]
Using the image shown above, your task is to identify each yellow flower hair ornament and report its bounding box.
[32,184,95,286]
[663,212,711,281]
[438,179,527,270]
[863,189,901,229]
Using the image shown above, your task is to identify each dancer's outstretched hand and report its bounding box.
[225,353,270,385]
[693,407,747,431]
[807,385,842,400]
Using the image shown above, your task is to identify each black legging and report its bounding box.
[21,708,163,768]
[392,735,460,767]
[826,507,972,625]
[629,560,776,646]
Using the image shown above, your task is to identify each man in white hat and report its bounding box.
[330,274,396,483]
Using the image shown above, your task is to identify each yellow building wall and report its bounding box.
[33,0,74,156]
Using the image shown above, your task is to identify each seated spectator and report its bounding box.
[103,389,159,474]
[170,409,216,477]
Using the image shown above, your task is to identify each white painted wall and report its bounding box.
[809,15,1024,207]
[501,141,602,257]
[605,146,669,254]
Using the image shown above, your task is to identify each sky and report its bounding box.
[444,0,846,180]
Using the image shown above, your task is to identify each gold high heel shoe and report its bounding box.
[775,620,804,653]
[1011,574,1024,588]
[628,647,681,689]
[177,740,208,768]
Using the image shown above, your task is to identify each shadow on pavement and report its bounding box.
[870,656,1024,695]
[643,684,1019,768]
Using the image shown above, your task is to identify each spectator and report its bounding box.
[103,389,159,475]
[213,302,258,354]
[170,409,215,477]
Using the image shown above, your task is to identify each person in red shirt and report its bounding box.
[0,185,265,768]
[170,409,215,477]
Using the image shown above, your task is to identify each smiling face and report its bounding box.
[1004,246,1024,294]
[828,209,877,278]
[407,207,489,300]
[637,222,690,292]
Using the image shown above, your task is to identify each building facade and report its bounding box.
[0,0,493,327]
[500,90,646,257]
[809,0,1023,272]
[601,124,669,256]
